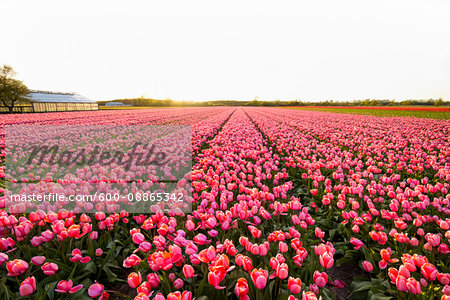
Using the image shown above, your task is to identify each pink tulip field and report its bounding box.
[0,107,450,300]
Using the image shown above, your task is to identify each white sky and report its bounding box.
[1,0,449,102]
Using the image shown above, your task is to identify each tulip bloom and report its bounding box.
[128,272,142,288]
[88,282,104,297]
[183,264,196,278]
[313,271,328,288]
[319,252,334,269]
[235,278,249,298]
[6,259,29,276]
[174,278,184,289]
[288,277,302,294]
[350,237,364,250]
[406,278,421,295]
[439,273,450,285]
[362,261,373,272]
[123,254,141,268]
[19,276,36,297]
[421,263,438,281]
[55,280,83,294]
[279,241,289,253]
[31,256,46,266]
[251,268,268,289]
[132,233,146,245]
[0,253,8,266]
[70,248,91,263]
[315,228,325,239]
[302,291,318,300]
[270,263,289,280]
[166,291,193,300]
[147,273,161,287]
[41,262,59,276]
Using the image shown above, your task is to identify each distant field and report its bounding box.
[99,106,165,110]
[285,106,450,119]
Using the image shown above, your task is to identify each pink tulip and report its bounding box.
[31,256,46,266]
[0,253,8,265]
[128,272,142,288]
[174,278,184,289]
[41,262,58,275]
[123,254,141,268]
[313,271,327,288]
[362,261,373,272]
[421,263,438,281]
[250,268,268,289]
[88,281,104,297]
[19,276,36,297]
[132,233,145,245]
[6,259,29,276]
[183,264,196,278]
[288,277,302,294]
[279,241,288,253]
[350,237,364,250]
[55,280,83,293]
[406,278,421,295]
[302,291,318,300]
[147,273,160,287]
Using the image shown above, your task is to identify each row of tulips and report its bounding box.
[0,108,234,298]
[246,107,450,298]
[0,106,449,299]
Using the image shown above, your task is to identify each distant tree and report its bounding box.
[400,100,411,106]
[435,98,444,107]
[0,65,30,113]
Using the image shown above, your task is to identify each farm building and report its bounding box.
[105,102,125,106]
[27,90,98,112]
[1,90,97,113]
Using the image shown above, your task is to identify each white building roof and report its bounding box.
[29,90,96,103]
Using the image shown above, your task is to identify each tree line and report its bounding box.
[99,97,448,107]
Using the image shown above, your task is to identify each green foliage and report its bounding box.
[0,65,30,113]
[287,107,450,119]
